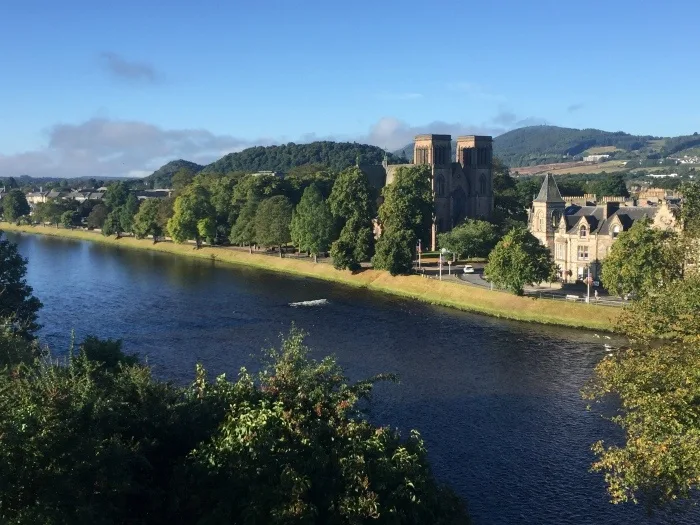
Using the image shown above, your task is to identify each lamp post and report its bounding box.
[586,264,591,304]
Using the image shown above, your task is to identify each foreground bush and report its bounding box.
[0,329,468,524]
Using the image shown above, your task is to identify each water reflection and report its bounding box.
[7,232,694,525]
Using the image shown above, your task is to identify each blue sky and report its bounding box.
[1,0,699,178]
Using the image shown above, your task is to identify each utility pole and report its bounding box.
[586,265,591,304]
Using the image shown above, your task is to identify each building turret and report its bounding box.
[531,173,566,250]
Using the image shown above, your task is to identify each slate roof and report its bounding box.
[534,174,564,203]
[563,204,654,235]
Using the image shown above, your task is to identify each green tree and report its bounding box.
[330,216,373,271]
[86,204,108,230]
[680,180,700,234]
[157,197,175,234]
[600,219,682,298]
[484,227,556,295]
[60,210,78,229]
[119,194,141,233]
[437,220,498,261]
[378,165,434,247]
[492,158,527,225]
[0,327,469,523]
[132,199,163,243]
[327,166,376,269]
[103,181,129,211]
[102,208,123,238]
[229,191,260,252]
[290,185,333,262]
[171,167,197,191]
[618,274,700,343]
[590,173,629,197]
[372,229,415,276]
[254,196,293,257]
[167,185,215,248]
[2,189,30,223]
[0,232,42,337]
[328,166,374,222]
[583,341,700,511]
[373,166,433,274]
[33,199,65,227]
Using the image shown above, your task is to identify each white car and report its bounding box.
[463,264,475,274]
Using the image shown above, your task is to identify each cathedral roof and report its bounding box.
[534,174,564,203]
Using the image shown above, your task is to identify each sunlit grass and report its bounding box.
[2,223,618,331]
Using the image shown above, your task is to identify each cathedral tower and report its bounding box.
[414,134,452,250]
[456,136,494,219]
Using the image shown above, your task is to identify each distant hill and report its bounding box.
[393,125,700,168]
[200,141,401,175]
[144,160,204,188]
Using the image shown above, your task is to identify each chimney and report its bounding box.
[603,201,619,219]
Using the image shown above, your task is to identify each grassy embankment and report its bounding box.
[2,223,618,331]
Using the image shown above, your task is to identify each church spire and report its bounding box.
[534,173,564,203]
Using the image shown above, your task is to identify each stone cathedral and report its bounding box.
[359,134,494,250]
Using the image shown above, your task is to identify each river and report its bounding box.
[8,232,693,525]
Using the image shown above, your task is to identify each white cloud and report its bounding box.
[0,112,549,179]
[0,118,272,179]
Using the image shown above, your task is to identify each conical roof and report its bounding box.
[534,173,564,203]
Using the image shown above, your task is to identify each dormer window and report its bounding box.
[611,225,620,239]
[579,225,587,238]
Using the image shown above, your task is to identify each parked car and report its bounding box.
[463,264,475,274]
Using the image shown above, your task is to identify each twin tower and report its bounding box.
[407,134,494,250]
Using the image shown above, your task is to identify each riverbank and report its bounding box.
[1,223,618,331]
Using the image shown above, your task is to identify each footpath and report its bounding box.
[1,223,619,332]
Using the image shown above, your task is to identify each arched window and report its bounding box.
[435,175,446,197]
[579,225,587,238]
[611,224,620,239]
[480,174,488,195]
[551,210,561,228]
[536,211,544,231]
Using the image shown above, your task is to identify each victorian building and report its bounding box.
[529,174,678,283]
[360,134,494,250]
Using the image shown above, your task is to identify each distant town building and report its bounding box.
[529,174,678,283]
[648,173,679,178]
[583,154,611,162]
[359,134,494,250]
[251,171,284,178]
[135,189,173,200]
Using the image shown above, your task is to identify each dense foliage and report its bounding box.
[1,190,30,223]
[254,196,293,255]
[437,220,498,261]
[202,141,401,175]
[142,160,204,189]
[0,232,42,338]
[0,326,469,524]
[484,227,556,295]
[600,219,682,298]
[290,185,334,262]
[328,167,376,271]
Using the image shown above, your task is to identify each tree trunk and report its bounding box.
[248,244,252,254]
[314,253,318,263]
[279,245,283,258]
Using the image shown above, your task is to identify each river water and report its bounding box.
[8,232,694,525]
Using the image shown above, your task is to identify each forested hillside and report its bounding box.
[493,126,653,166]
[144,160,204,188]
[392,125,700,168]
[201,141,401,175]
